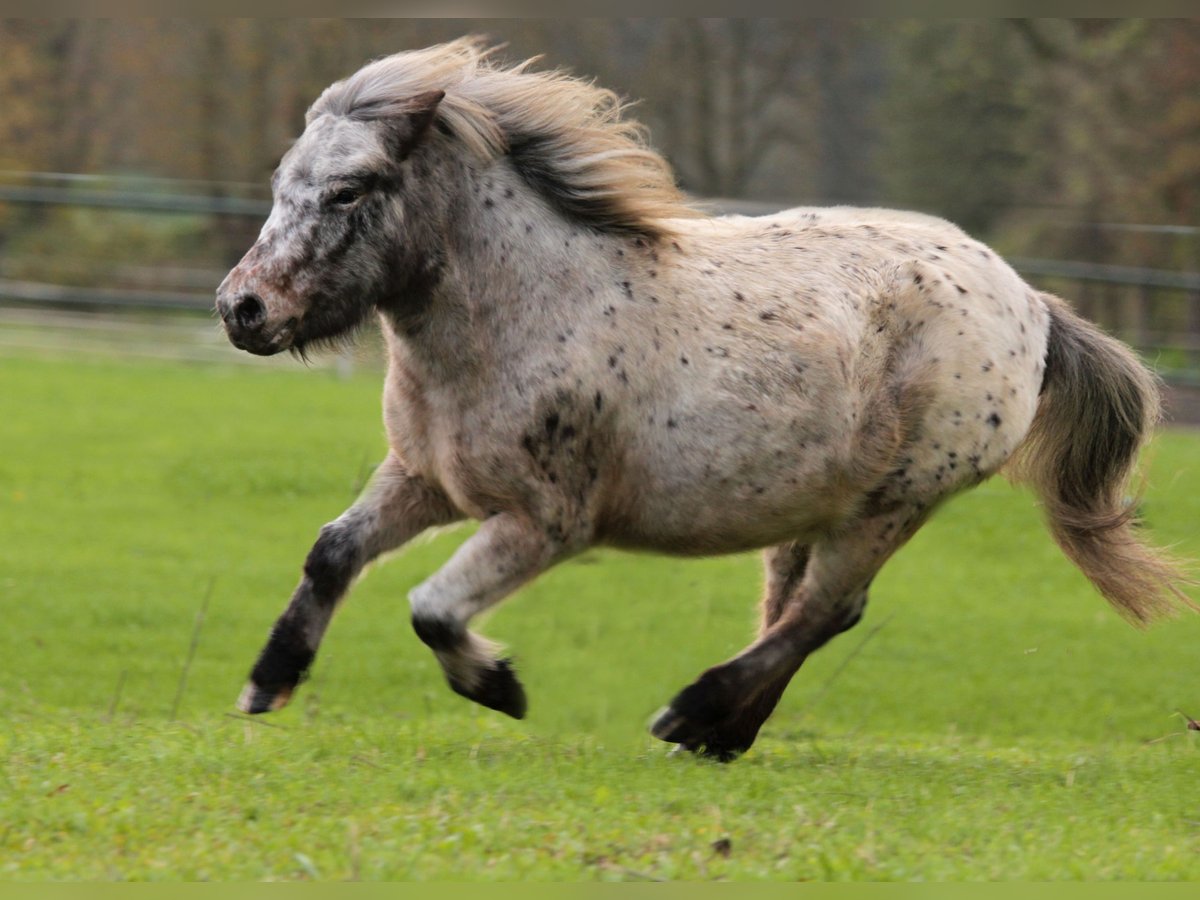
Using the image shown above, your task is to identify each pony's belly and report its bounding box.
[602,463,849,555]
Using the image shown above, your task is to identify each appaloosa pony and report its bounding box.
[216,38,1192,759]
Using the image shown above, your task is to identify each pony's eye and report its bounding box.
[331,188,361,206]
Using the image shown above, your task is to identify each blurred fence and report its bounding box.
[2,171,1200,383]
[0,171,267,365]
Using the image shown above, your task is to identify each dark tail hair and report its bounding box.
[1008,293,1195,625]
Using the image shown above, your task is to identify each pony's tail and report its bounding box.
[1007,292,1195,625]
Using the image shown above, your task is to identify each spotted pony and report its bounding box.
[216,38,1193,760]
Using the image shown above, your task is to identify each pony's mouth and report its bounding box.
[226,317,299,357]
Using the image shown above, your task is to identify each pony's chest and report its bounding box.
[383,367,467,487]
[384,379,540,515]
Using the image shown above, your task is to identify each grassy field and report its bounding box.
[1,350,1199,881]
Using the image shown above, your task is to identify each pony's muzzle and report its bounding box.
[216,291,293,356]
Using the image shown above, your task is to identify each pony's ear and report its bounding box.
[382,89,445,160]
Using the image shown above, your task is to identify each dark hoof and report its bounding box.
[236,681,293,714]
[449,658,527,720]
[650,669,737,742]
[649,669,744,760]
[244,619,313,713]
[650,706,691,744]
[651,670,788,762]
[650,704,754,762]
[688,724,761,762]
[691,740,749,763]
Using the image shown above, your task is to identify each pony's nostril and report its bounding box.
[233,293,266,330]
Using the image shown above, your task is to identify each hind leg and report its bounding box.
[681,542,818,758]
[682,568,869,760]
[651,505,927,760]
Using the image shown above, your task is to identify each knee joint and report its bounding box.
[304,524,361,597]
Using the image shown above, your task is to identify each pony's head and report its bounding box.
[216,87,444,357]
[217,37,694,357]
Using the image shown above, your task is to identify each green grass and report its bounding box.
[1,351,1199,880]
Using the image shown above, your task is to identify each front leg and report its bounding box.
[237,454,460,714]
[408,512,566,719]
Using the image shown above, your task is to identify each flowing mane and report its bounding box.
[307,36,701,238]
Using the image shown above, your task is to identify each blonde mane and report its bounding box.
[308,36,700,238]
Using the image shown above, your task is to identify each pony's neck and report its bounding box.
[385,153,622,373]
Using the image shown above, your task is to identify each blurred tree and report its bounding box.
[0,21,104,173]
[0,22,51,171]
[1148,19,1200,225]
[526,20,887,204]
[812,20,886,206]
[628,19,819,198]
[1,18,1197,238]
[877,20,1033,234]
[980,20,1200,265]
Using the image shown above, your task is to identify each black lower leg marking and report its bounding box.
[412,615,527,719]
[684,676,792,762]
[303,524,361,597]
[411,613,465,651]
[241,616,315,713]
[651,648,804,762]
[447,657,528,720]
[650,666,742,744]
[239,524,364,715]
[665,597,868,757]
